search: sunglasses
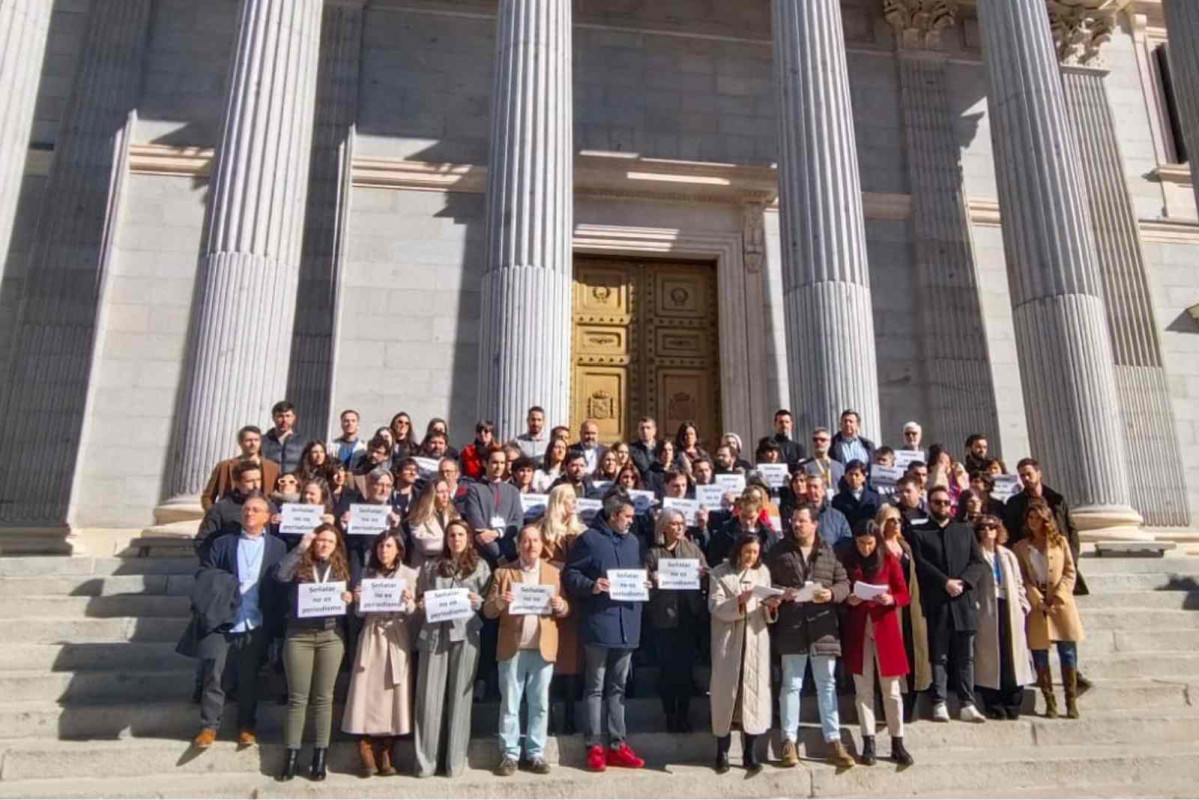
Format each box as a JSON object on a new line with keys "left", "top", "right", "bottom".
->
{"left": 931, "top": 499, "right": 951, "bottom": 507}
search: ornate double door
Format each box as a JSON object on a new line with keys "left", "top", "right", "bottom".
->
{"left": 571, "top": 257, "right": 721, "bottom": 449}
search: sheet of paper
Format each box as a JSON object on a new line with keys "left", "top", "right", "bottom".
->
{"left": 279, "top": 503, "right": 324, "bottom": 535}
{"left": 591, "top": 480, "right": 614, "bottom": 495}
{"left": 695, "top": 484, "right": 727, "bottom": 510}
{"left": 756, "top": 463, "right": 790, "bottom": 489}
{"left": 607, "top": 569, "right": 649, "bottom": 602}
{"left": 348, "top": 503, "right": 390, "bottom": 536}
{"left": 424, "top": 588, "right": 474, "bottom": 624}
{"left": 520, "top": 493, "right": 549, "bottom": 518}
{"left": 853, "top": 581, "right": 889, "bottom": 601}
{"left": 297, "top": 581, "right": 347, "bottom": 618}
{"left": 576, "top": 498, "right": 603, "bottom": 522}
{"left": 509, "top": 583, "right": 554, "bottom": 616}
{"left": 871, "top": 465, "right": 905, "bottom": 486}
{"left": 412, "top": 456, "right": 441, "bottom": 478}
{"left": 794, "top": 580, "right": 816, "bottom": 603}
{"left": 992, "top": 474, "right": 1021, "bottom": 500}
{"left": 750, "top": 584, "right": 785, "bottom": 600}
{"left": 657, "top": 558, "right": 701, "bottom": 591}
{"left": 662, "top": 497, "right": 703, "bottom": 526}
{"left": 358, "top": 578, "right": 407, "bottom": 613}
{"left": 628, "top": 489, "right": 657, "bottom": 515}
{"left": 893, "top": 450, "right": 924, "bottom": 469}
{"left": 713, "top": 473, "right": 746, "bottom": 494}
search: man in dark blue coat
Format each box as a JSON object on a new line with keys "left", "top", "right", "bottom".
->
{"left": 192, "top": 496, "right": 286, "bottom": 750}
{"left": 831, "top": 460, "right": 883, "bottom": 530}
{"left": 563, "top": 494, "right": 650, "bottom": 772}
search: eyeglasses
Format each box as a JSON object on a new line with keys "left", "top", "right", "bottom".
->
{"left": 981, "top": 524, "right": 998, "bottom": 530}
{"left": 905, "top": 431, "right": 919, "bottom": 437}
{"left": 930, "top": 499, "right": 951, "bottom": 507}
{"left": 812, "top": 437, "right": 828, "bottom": 443}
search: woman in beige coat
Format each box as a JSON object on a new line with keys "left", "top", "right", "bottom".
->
{"left": 1012, "top": 498, "right": 1086, "bottom": 719}
{"left": 874, "top": 504, "right": 931, "bottom": 721}
{"left": 972, "top": 515, "right": 1034, "bottom": 720}
{"left": 342, "top": 530, "right": 418, "bottom": 777}
{"left": 708, "top": 533, "right": 781, "bottom": 775}
{"left": 405, "top": 478, "right": 459, "bottom": 571}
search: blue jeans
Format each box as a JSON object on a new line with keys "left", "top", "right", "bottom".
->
{"left": 1031, "top": 641, "right": 1078, "bottom": 671}
{"left": 780, "top": 653, "right": 841, "bottom": 743}
{"left": 498, "top": 649, "right": 554, "bottom": 760}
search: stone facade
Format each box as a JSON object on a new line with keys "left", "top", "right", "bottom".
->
{"left": 0, "top": 0, "right": 1197, "bottom": 541}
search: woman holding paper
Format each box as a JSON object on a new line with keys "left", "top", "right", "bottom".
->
{"left": 405, "top": 478, "right": 460, "bottom": 571}
{"left": 843, "top": 521, "right": 914, "bottom": 767}
{"left": 874, "top": 504, "right": 931, "bottom": 722}
{"left": 271, "top": 479, "right": 336, "bottom": 551}
{"left": 414, "top": 519, "right": 490, "bottom": 778}
{"left": 708, "top": 534, "right": 779, "bottom": 774}
{"left": 539, "top": 485, "right": 587, "bottom": 733}
{"left": 646, "top": 508, "right": 710, "bottom": 732}
{"left": 275, "top": 524, "right": 354, "bottom": 782}
{"left": 343, "top": 530, "right": 418, "bottom": 777}
{"left": 972, "top": 515, "right": 1034, "bottom": 720}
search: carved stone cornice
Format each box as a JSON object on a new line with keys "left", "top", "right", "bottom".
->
{"left": 883, "top": 0, "right": 959, "bottom": 50}
{"left": 1048, "top": 0, "right": 1130, "bottom": 65}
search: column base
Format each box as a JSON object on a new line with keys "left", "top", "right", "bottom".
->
{"left": 154, "top": 497, "right": 206, "bottom": 526}
{"left": 1074, "top": 504, "right": 1149, "bottom": 543}
{"left": 0, "top": 525, "right": 75, "bottom": 555}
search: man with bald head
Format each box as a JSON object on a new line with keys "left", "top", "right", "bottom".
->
{"left": 571, "top": 419, "right": 608, "bottom": 476}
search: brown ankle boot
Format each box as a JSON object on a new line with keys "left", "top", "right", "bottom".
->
{"left": 357, "top": 736, "right": 377, "bottom": 778}
{"left": 376, "top": 736, "right": 397, "bottom": 776}
{"left": 1063, "top": 667, "right": 1081, "bottom": 719}
{"left": 1036, "top": 665, "right": 1058, "bottom": 719}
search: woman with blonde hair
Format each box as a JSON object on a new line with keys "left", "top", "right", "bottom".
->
{"left": 1012, "top": 498, "right": 1085, "bottom": 719}
{"left": 873, "top": 503, "right": 931, "bottom": 722}
{"left": 405, "top": 478, "right": 460, "bottom": 571}
{"left": 538, "top": 484, "right": 587, "bottom": 733}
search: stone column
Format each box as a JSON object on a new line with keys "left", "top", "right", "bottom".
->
{"left": 0, "top": 0, "right": 52, "bottom": 280}
{"left": 1054, "top": 3, "right": 1190, "bottom": 528}
{"left": 976, "top": 0, "right": 1140, "bottom": 533}
{"left": 886, "top": 0, "right": 1000, "bottom": 455}
{"left": 772, "top": 0, "right": 881, "bottom": 438}
{"left": 478, "top": 0, "right": 573, "bottom": 438}
{"left": 0, "top": 0, "right": 151, "bottom": 526}
{"left": 1162, "top": 0, "right": 1199, "bottom": 214}
{"left": 286, "top": 0, "right": 363, "bottom": 441}
{"left": 168, "top": 0, "right": 323, "bottom": 498}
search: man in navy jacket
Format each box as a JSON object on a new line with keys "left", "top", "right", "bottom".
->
{"left": 831, "top": 460, "right": 883, "bottom": 530}
{"left": 563, "top": 493, "right": 649, "bottom": 772}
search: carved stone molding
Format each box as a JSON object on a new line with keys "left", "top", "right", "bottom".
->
{"left": 883, "top": 0, "right": 959, "bottom": 50}
{"left": 742, "top": 202, "right": 766, "bottom": 274}
{"left": 1048, "top": 0, "right": 1129, "bottom": 65}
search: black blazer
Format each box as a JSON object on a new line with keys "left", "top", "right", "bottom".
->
{"left": 908, "top": 519, "right": 988, "bottom": 633}
{"left": 201, "top": 531, "right": 288, "bottom": 637}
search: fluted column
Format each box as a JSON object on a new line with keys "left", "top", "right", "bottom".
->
{"left": 169, "top": 0, "right": 323, "bottom": 497}
{"left": 0, "top": 0, "right": 151, "bottom": 525}
{"left": 0, "top": 0, "right": 52, "bottom": 279}
{"left": 478, "top": 0, "right": 573, "bottom": 437}
{"left": 976, "top": 0, "right": 1140, "bottom": 533}
{"left": 887, "top": 0, "right": 1000, "bottom": 455}
{"left": 1056, "top": 10, "right": 1190, "bottom": 527}
{"left": 286, "top": 0, "right": 363, "bottom": 441}
{"left": 772, "top": 0, "right": 881, "bottom": 438}
{"left": 1162, "top": 0, "right": 1199, "bottom": 214}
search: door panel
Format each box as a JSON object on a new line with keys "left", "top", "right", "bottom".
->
{"left": 572, "top": 257, "right": 719, "bottom": 450}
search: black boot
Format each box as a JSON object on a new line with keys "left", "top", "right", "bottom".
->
{"left": 677, "top": 698, "right": 693, "bottom": 733}
{"left": 662, "top": 696, "right": 678, "bottom": 732}
{"left": 278, "top": 748, "right": 299, "bottom": 782}
{"left": 891, "top": 737, "right": 914, "bottom": 767}
{"left": 859, "top": 735, "right": 876, "bottom": 766}
{"left": 715, "top": 735, "right": 731, "bottom": 774}
{"left": 742, "top": 733, "right": 761, "bottom": 774}
{"left": 562, "top": 693, "right": 577, "bottom": 735}
{"left": 310, "top": 747, "right": 328, "bottom": 781}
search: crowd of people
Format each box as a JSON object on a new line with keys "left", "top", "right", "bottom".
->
{"left": 184, "top": 401, "right": 1088, "bottom": 781}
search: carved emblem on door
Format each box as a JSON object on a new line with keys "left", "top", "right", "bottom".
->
{"left": 667, "top": 392, "right": 697, "bottom": 421}
{"left": 588, "top": 390, "right": 615, "bottom": 420}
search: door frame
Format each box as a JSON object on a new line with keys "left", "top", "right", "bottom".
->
{"left": 571, "top": 223, "right": 755, "bottom": 441}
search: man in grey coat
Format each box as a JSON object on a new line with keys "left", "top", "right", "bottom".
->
{"left": 462, "top": 445, "right": 523, "bottom": 565}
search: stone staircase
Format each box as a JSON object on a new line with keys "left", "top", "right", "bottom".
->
{"left": 0, "top": 553, "right": 1196, "bottom": 798}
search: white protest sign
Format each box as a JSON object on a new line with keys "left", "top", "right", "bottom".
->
{"left": 592, "top": 480, "right": 614, "bottom": 495}
{"left": 348, "top": 503, "right": 390, "bottom": 536}
{"left": 893, "top": 450, "right": 924, "bottom": 469}
{"left": 663, "top": 497, "right": 703, "bottom": 526}
{"left": 607, "top": 569, "right": 649, "bottom": 602}
{"left": 298, "top": 581, "right": 347, "bottom": 618}
{"left": 756, "top": 463, "right": 790, "bottom": 489}
{"left": 424, "top": 588, "right": 474, "bottom": 624}
{"left": 279, "top": 503, "right": 324, "bottom": 535}
{"left": 695, "top": 484, "right": 727, "bottom": 510}
{"left": 576, "top": 498, "right": 603, "bottom": 522}
{"left": 413, "top": 457, "right": 440, "bottom": 478}
{"left": 520, "top": 493, "right": 549, "bottom": 518}
{"left": 992, "top": 474, "right": 1021, "bottom": 501}
{"left": 628, "top": 489, "right": 657, "bottom": 515}
{"left": 359, "top": 578, "right": 407, "bottom": 613}
{"left": 853, "top": 581, "right": 889, "bottom": 601}
{"left": 871, "top": 465, "right": 905, "bottom": 486}
{"left": 658, "top": 558, "right": 701, "bottom": 591}
{"left": 509, "top": 583, "right": 554, "bottom": 616}
{"left": 713, "top": 473, "right": 746, "bottom": 494}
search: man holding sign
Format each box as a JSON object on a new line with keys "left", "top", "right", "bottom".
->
{"left": 563, "top": 494, "right": 651, "bottom": 772}
{"left": 484, "top": 526, "right": 569, "bottom": 776}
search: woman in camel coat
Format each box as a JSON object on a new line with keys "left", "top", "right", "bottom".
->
{"left": 708, "top": 534, "right": 780, "bottom": 774}
{"left": 1012, "top": 498, "right": 1085, "bottom": 720}
{"left": 972, "top": 515, "right": 1035, "bottom": 720}
{"left": 874, "top": 504, "right": 931, "bottom": 720}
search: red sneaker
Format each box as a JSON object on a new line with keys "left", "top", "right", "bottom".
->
{"left": 586, "top": 744, "right": 607, "bottom": 772}
{"left": 606, "top": 742, "right": 645, "bottom": 769}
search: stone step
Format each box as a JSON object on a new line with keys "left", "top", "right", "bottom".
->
{"left": 0, "top": 642, "right": 192, "bottom": 673}
{"left": 2, "top": 617, "right": 186, "bottom": 644}
{"left": 1076, "top": 589, "right": 1198, "bottom": 610}
{"left": 1075, "top": 609, "right": 1199, "bottom": 631}
{"left": 1085, "top": 572, "right": 1199, "bottom": 592}
{"left": 0, "top": 669, "right": 195, "bottom": 704}
{"left": 1083, "top": 627, "right": 1199, "bottom": 655}
{"left": 1061, "top": 650, "right": 1199, "bottom": 680}
{"left": 1078, "top": 556, "right": 1199, "bottom": 575}
{"left": 0, "top": 738, "right": 1195, "bottom": 795}
{"left": 0, "top": 557, "right": 197, "bottom": 578}
{"left": 0, "top": 595, "right": 192, "bottom": 619}
{"left": 0, "top": 574, "right": 195, "bottom": 598}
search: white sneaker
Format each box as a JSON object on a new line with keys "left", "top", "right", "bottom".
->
{"left": 959, "top": 704, "right": 986, "bottom": 723}
{"left": 932, "top": 703, "right": 950, "bottom": 722}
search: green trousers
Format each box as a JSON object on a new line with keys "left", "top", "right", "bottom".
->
{"left": 283, "top": 626, "right": 345, "bottom": 748}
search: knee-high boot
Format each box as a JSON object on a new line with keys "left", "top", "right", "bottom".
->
{"left": 1036, "top": 665, "right": 1058, "bottom": 719}
{"left": 1063, "top": 667, "right": 1080, "bottom": 719}
{"left": 742, "top": 733, "right": 761, "bottom": 773}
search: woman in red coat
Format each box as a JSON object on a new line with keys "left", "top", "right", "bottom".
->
{"left": 843, "top": 520, "right": 914, "bottom": 767}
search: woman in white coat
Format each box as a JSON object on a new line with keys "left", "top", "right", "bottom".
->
{"left": 708, "top": 533, "right": 781, "bottom": 774}
{"left": 972, "top": 515, "right": 1035, "bottom": 719}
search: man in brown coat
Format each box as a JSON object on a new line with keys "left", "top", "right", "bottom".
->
{"left": 200, "top": 426, "right": 280, "bottom": 511}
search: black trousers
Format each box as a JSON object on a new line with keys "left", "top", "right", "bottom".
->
{"left": 655, "top": 625, "right": 699, "bottom": 710}
{"left": 928, "top": 626, "right": 976, "bottom": 706}
{"left": 978, "top": 597, "right": 1024, "bottom": 712}
{"left": 200, "top": 627, "right": 268, "bottom": 731}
